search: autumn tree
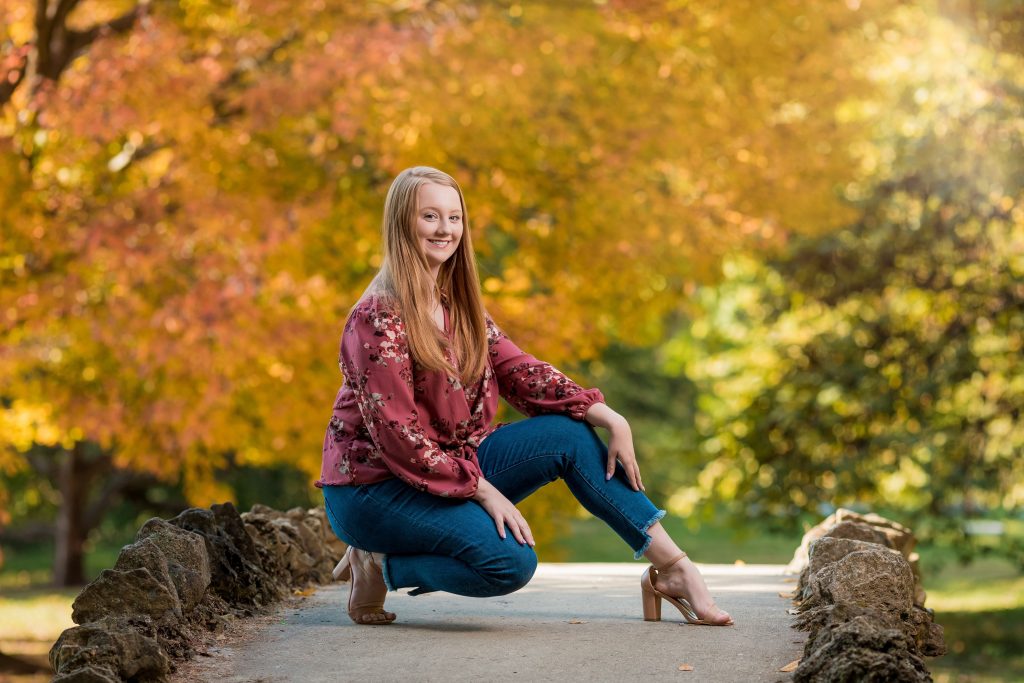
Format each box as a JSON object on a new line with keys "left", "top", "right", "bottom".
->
{"left": 3, "top": 0, "right": 896, "bottom": 581}
{"left": 672, "top": 2, "right": 1024, "bottom": 560}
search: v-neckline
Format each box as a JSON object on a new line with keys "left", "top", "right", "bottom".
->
{"left": 437, "top": 302, "right": 450, "bottom": 336}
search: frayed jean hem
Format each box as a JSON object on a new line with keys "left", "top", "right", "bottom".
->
{"left": 381, "top": 554, "right": 395, "bottom": 592}
{"left": 634, "top": 508, "right": 667, "bottom": 560}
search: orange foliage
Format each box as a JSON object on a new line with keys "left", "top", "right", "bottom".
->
{"left": 0, "top": 0, "right": 888, "bottom": 505}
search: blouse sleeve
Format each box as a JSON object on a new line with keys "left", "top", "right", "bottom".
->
{"left": 340, "top": 302, "right": 482, "bottom": 498}
{"left": 486, "top": 318, "right": 605, "bottom": 420}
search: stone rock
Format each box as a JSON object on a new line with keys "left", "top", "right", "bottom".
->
{"left": 50, "top": 615, "right": 170, "bottom": 683}
{"left": 810, "top": 549, "right": 915, "bottom": 619}
{"left": 241, "top": 512, "right": 301, "bottom": 584}
{"left": 114, "top": 537, "right": 179, "bottom": 605}
{"left": 798, "top": 537, "right": 901, "bottom": 602}
{"left": 136, "top": 518, "right": 211, "bottom": 612}
{"left": 787, "top": 508, "right": 917, "bottom": 574}
{"left": 822, "top": 520, "right": 892, "bottom": 547}
{"left": 794, "top": 614, "right": 931, "bottom": 682}
{"left": 52, "top": 668, "right": 120, "bottom": 683}
{"left": 169, "top": 502, "right": 282, "bottom": 609}
{"left": 912, "top": 605, "right": 947, "bottom": 657}
{"left": 796, "top": 600, "right": 945, "bottom": 659}
{"left": 853, "top": 511, "right": 917, "bottom": 556}
{"left": 72, "top": 568, "right": 181, "bottom": 625}
{"left": 243, "top": 505, "right": 343, "bottom": 587}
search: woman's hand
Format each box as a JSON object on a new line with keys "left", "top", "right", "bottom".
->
{"left": 473, "top": 478, "right": 535, "bottom": 546}
{"left": 585, "top": 402, "right": 645, "bottom": 492}
{"left": 607, "top": 421, "right": 644, "bottom": 492}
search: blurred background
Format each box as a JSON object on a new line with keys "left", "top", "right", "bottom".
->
{"left": 1, "top": 0, "right": 1021, "bottom": 680}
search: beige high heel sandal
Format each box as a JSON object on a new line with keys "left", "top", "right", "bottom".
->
{"left": 333, "top": 546, "right": 396, "bottom": 625}
{"left": 641, "top": 551, "right": 733, "bottom": 626}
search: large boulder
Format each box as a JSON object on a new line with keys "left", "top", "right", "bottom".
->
{"left": 787, "top": 508, "right": 917, "bottom": 574}
{"left": 241, "top": 505, "right": 344, "bottom": 587}
{"left": 136, "top": 518, "right": 211, "bottom": 612}
{"left": 794, "top": 613, "right": 931, "bottom": 682}
{"left": 822, "top": 520, "right": 892, "bottom": 548}
{"left": 49, "top": 616, "right": 170, "bottom": 683}
{"left": 169, "top": 502, "right": 283, "bottom": 610}
{"left": 797, "top": 537, "right": 901, "bottom": 602}
{"left": 805, "top": 548, "right": 915, "bottom": 619}
{"left": 71, "top": 568, "right": 181, "bottom": 625}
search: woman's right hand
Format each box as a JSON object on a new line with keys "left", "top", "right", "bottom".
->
{"left": 472, "top": 478, "right": 535, "bottom": 547}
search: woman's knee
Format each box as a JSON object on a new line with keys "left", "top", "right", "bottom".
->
{"left": 545, "top": 415, "right": 604, "bottom": 462}
{"left": 477, "top": 543, "right": 538, "bottom": 596}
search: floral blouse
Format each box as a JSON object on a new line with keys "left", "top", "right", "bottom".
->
{"left": 315, "top": 296, "right": 604, "bottom": 498}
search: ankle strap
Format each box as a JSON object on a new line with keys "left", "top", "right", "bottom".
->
{"left": 655, "top": 551, "right": 687, "bottom": 572}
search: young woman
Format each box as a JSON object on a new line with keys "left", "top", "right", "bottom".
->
{"left": 316, "top": 166, "right": 733, "bottom": 627}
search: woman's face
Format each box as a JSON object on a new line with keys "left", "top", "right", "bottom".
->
{"left": 414, "top": 182, "right": 464, "bottom": 279}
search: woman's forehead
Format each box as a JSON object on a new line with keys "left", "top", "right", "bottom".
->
{"left": 417, "top": 182, "right": 461, "bottom": 210}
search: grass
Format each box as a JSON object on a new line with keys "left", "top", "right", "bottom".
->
{"left": 925, "top": 559, "right": 1024, "bottom": 683}
{"left": 0, "top": 537, "right": 129, "bottom": 681}
{"left": 551, "top": 513, "right": 802, "bottom": 563}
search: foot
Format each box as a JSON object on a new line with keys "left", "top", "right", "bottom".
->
{"left": 653, "top": 556, "right": 733, "bottom": 625}
{"left": 348, "top": 549, "right": 396, "bottom": 625}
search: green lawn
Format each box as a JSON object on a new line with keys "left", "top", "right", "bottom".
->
{"left": 549, "top": 513, "right": 802, "bottom": 563}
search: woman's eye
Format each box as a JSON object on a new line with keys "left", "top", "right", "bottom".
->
{"left": 424, "top": 213, "right": 437, "bottom": 220}
{"left": 450, "top": 215, "right": 461, "bottom": 222}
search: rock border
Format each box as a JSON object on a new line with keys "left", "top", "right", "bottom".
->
{"left": 786, "top": 509, "right": 946, "bottom": 682}
{"left": 49, "top": 502, "right": 346, "bottom": 682}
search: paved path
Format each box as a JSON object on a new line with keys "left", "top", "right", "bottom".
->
{"left": 174, "top": 563, "right": 803, "bottom": 683}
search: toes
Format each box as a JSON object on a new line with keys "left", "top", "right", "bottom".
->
{"left": 358, "top": 611, "right": 396, "bottom": 624}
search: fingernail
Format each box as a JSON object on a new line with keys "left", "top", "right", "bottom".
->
{"left": 606, "top": 473, "right": 611, "bottom": 480}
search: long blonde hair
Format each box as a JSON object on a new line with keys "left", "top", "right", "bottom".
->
{"left": 360, "top": 166, "right": 488, "bottom": 384}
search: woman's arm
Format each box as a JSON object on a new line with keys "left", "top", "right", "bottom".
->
{"left": 585, "top": 402, "right": 645, "bottom": 492}
{"left": 485, "top": 318, "right": 644, "bottom": 493}
{"left": 486, "top": 318, "right": 604, "bottom": 419}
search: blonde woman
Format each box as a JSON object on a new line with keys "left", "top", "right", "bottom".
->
{"left": 316, "top": 166, "right": 733, "bottom": 627}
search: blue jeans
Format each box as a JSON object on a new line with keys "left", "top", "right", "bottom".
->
{"left": 321, "top": 414, "right": 665, "bottom": 598}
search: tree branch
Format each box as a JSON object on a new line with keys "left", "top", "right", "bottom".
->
{"left": 0, "top": 44, "right": 31, "bottom": 106}
{"left": 2, "top": 0, "right": 146, "bottom": 108}
{"left": 64, "top": 4, "right": 147, "bottom": 64}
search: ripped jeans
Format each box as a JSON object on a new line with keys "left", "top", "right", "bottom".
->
{"left": 321, "top": 414, "right": 665, "bottom": 598}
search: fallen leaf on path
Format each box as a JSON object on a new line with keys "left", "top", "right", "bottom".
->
{"left": 677, "top": 664, "right": 694, "bottom": 671}
{"left": 778, "top": 591, "right": 796, "bottom": 599}
{"left": 733, "top": 559, "right": 746, "bottom": 566}
{"left": 293, "top": 588, "right": 316, "bottom": 597}
{"left": 568, "top": 619, "right": 586, "bottom": 624}
{"left": 781, "top": 577, "right": 798, "bottom": 583}
{"left": 779, "top": 659, "right": 800, "bottom": 672}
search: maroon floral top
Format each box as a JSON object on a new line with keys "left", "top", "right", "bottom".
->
{"left": 315, "top": 296, "right": 604, "bottom": 498}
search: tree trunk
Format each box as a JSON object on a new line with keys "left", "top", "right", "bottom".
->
{"left": 53, "top": 444, "right": 90, "bottom": 586}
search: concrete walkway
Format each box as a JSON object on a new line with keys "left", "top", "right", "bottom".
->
{"left": 173, "top": 563, "right": 803, "bottom": 683}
